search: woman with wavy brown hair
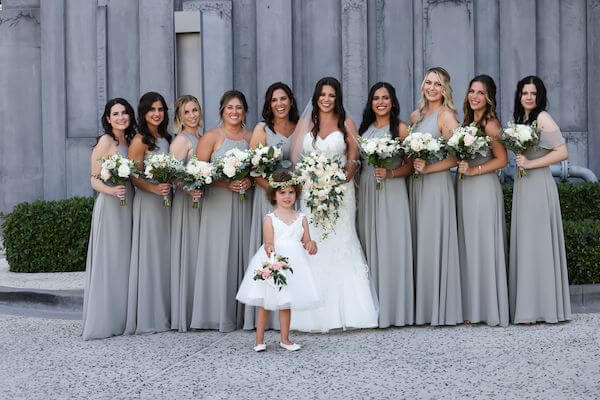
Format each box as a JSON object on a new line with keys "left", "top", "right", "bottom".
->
{"left": 457, "top": 74, "right": 509, "bottom": 327}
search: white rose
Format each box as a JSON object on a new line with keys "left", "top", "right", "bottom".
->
{"left": 223, "top": 165, "right": 236, "bottom": 178}
{"left": 410, "top": 141, "right": 422, "bottom": 152}
{"left": 100, "top": 168, "right": 111, "bottom": 181}
{"left": 205, "top": 176, "right": 212, "bottom": 184}
{"left": 463, "top": 134, "right": 476, "bottom": 147}
{"left": 117, "top": 164, "right": 131, "bottom": 178}
{"left": 426, "top": 140, "right": 441, "bottom": 152}
{"left": 104, "top": 159, "right": 116, "bottom": 170}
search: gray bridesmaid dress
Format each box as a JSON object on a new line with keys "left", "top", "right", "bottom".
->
{"left": 456, "top": 151, "right": 509, "bottom": 327}
{"left": 125, "top": 137, "right": 172, "bottom": 335}
{"left": 409, "top": 110, "right": 462, "bottom": 325}
{"left": 357, "top": 124, "right": 414, "bottom": 327}
{"left": 509, "top": 127, "right": 571, "bottom": 324}
{"left": 243, "top": 124, "right": 292, "bottom": 330}
{"left": 190, "top": 137, "right": 253, "bottom": 332}
{"left": 82, "top": 144, "right": 133, "bottom": 340}
{"left": 170, "top": 132, "right": 201, "bottom": 332}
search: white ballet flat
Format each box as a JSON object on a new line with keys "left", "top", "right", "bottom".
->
{"left": 279, "top": 342, "right": 301, "bottom": 351}
{"left": 253, "top": 343, "right": 267, "bottom": 352}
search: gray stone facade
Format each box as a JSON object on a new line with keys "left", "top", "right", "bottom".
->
{"left": 0, "top": 0, "right": 597, "bottom": 213}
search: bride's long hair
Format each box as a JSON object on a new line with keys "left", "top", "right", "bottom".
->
{"left": 310, "top": 77, "right": 347, "bottom": 144}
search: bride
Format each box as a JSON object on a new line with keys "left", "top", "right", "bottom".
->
{"left": 290, "top": 77, "right": 379, "bottom": 332}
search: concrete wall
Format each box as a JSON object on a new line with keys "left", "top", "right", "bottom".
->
{"left": 0, "top": 0, "right": 597, "bottom": 213}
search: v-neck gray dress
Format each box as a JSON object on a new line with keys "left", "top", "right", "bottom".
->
{"left": 357, "top": 124, "right": 414, "bottom": 327}
{"left": 243, "top": 124, "right": 292, "bottom": 330}
{"left": 190, "top": 137, "right": 253, "bottom": 332}
{"left": 409, "top": 110, "right": 462, "bottom": 326}
{"left": 509, "top": 127, "right": 571, "bottom": 324}
{"left": 125, "top": 137, "right": 172, "bottom": 335}
{"left": 170, "top": 132, "right": 201, "bottom": 332}
{"left": 82, "top": 143, "right": 133, "bottom": 340}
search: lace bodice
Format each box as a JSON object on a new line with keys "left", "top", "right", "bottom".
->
{"left": 268, "top": 212, "right": 305, "bottom": 245}
{"left": 302, "top": 131, "right": 347, "bottom": 164}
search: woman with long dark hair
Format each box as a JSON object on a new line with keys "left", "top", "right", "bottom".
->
{"left": 125, "top": 92, "right": 173, "bottom": 335}
{"left": 356, "top": 82, "right": 414, "bottom": 328}
{"left": 82, "top": 98, "right": 136, "bottom": 340}
{"left": 244, "top": 82, "right": 299, "bottom": 330}
{"left": 509, "top": 76, "right": 571, "bottom": 324}
{"left": 457, "top": 75, "right": 509, "bottom": 327}
{"left": 169, "top": 95, "right": 204, "bottom": 332}
{"left": 290, "top": 77, "right": 379, "bottom": 332}
{"left": 409, "top": 67, "right": 462, "bottom": 326}
{"left": 190, "top": 90, "right": 253, "bottom": 332}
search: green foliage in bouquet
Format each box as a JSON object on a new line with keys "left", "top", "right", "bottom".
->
{"left": 1, "top": 197, "right": 94, "bottom": 272}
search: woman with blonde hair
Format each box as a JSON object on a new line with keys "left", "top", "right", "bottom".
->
{"left": 409, "top": 67, "right": 462, "bottom": 326}
{"left": 169, "top": 95, "right": 204, "bottom": 332}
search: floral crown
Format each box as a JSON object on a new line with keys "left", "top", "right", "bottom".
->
{"left": 268, "top": 174, "right": 299, "bottom": 189}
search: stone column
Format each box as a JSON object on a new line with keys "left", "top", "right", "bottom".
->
{"left": 587, "top": 0, "right": 600, "bottom": 176}
{"left": 474, "top": 0, "right": 499, "bottom": 116}
{"left": 232, "top": 0, "right": 257, "bottom": 127}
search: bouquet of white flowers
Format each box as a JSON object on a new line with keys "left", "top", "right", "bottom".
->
{"left": 214, "top": 147, "right": 252, "bottom": 200}
{"left": 249, "top": 144, "right": 283, "bottom": 178}
{"left": 446, "top": 124, "right": 492, "bottom": 179}
{"left": 294, "top": 152, "right": 346, "bottom": 240}
{"left": 501, "top": 121, "right": 540, "bottom": 178}
{"left": 358, "top": 135, "right": 403, "bottom": 189}
{"left": 96, "top": 154, "right": 139, "bottom": 206}
{"left": 253, "top": 253, "right": 293, "bottom": 291}
{"left": 144, "top": 153, "right": 184, "bottom": 207}
{"left": 401, "top": 131, "right": 446, "bottom": 178}
{"left": 177, "top": 157, "right": 215, "bottom": 208}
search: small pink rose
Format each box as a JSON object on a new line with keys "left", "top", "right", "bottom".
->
{"left": 272, "top": 262, "right": 284, "bottom": 270}
{"left": 261, "top": 269, "right": 271, "bottom": 280}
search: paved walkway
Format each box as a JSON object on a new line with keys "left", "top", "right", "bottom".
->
{"left": 1, "top": 313, "right": 599, "bottom": 399}
{"left": 0, "top": 257, "right": 84, "bottom": 291}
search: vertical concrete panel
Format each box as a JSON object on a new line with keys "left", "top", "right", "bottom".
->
{"left": 292, "top": 0, "right": 306, "bottom": 104}
{"left": 587, "top": 0, "right": 600, "bottom": 175}
{"left": 176, "top": 32, "right": 203, "bottom": 101}
{"left": 139, "top": 0, "right": 175, "bottom": 112}
{"left": 106, "top": 0, "right": 140, "bottom": 108}
{"left": 423, "top": 0, "right": 474, "bottom": 122}
{"left": 375, "top": 0, "right": 414, "bottom": 121}
{"left": 536, "top": 0, "right": 561, "bottom": 125}
{"left": 97, "top": 5, "right": 107, "bottom": 130}
{"left": 341, "top": 0, "right": 368, "bottom": 123}
{"left": 65, "top": 0, "right": 97, "bottom": 138}
{"left": 0, "top": 9, "right": 43, "bottom": 212}
{"left": 256, "top": 0, "right": 293, "bottom": 112}
{"left": 499, "top": 0, "right": 536, "bottom": 125}
{"left": 367, "top": 0, "right": 377, "bottom": 88}
{"left": 232, "top": 0, "right": 257, "bottom": 127}
{"left": 473, "top": 0, "right": 499, "bottom": 116}
{"left": 40, "top": 0, "right": 67, "bottom": 200}
{"left": 184, "top": 0, "right": 233, "bottom": 129}
{"left": 66, "top": 139, "right": 95, "bottom": 197}
{"left": 2, "top": 0, "right": 40, "bottom": 8}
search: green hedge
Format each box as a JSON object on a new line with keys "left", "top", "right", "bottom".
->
{"left": 0, "top": 197, "right": 94, "bottom": 273}
{"left": 563, "top": 220, "right": 600, "bottom": 285}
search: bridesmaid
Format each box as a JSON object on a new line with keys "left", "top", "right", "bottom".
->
{"left": 125, "top": 92, "right": 173, "bottom": 335}
{"left": 243, "top": 82, "right": 299, "bottom": 331}
{"left": 456, "top": 75, "right": 509, "bottom": 327}
{"left": 82, "top": 98, "right": 136, "bottom": 340}
{"left": 409, "top": 67, "right": 462, "bottom": 326}
{"left": 509, "top": 76, "right": 571, "bottom": 324}
{"left": 356, "top": 82, "right": 414, "bottom": 328}
{"left": 190, "top": 90, "right": 253, "bottom": 332}
{"left": 170, "top": 95, "right": 204, "bottom": 332}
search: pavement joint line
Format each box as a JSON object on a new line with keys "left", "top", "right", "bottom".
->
{"left": 116, "top": 331, "right": 233, "bottom": 397}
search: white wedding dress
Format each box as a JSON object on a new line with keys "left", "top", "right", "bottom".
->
{"left": 291, "top": 131, "right": 379, "bottom": 332}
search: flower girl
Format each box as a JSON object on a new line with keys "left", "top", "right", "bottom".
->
{"left": 236, "top": 170, "right": 321, "bottom": 351}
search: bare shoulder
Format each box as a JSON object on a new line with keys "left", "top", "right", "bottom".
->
{"left": 344, "top": 117, "right": 358, "bottom": 131}
{"left": 129, "top": 134, "right": 145, "bottom": 148}
{"left": 484, "top": 118, "right": 502, "bottom": 139}
{"left": 171, "top": 133, "right": 189, "bottom": 147}
{"left": 409, "top": 110, "right": 420, "bottom": 125}
{"left": 398, "top": 121, "right": 409, "bottom": 139}
{"left": 438, "top": 106, "right": 457, "bottom": 121}
{"left": 94, "top": 134, "right": 115, "bottom": 150}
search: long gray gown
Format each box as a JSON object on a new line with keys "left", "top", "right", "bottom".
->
{"left": 190, "top": 137, "right": 253, "bottom": 332}
{"left": 243, "top": 124, "right": 292, "bottom": 330}
{"left": 125, "top": 137, "right": 172, "bottom": 335}
{"left": 456, "top": 151, "right": 509, "bottom": 327}
{"left": 409, "top": 110, "right": 462, "bottom": 325}
{"left": 357, "top": 124, "right": 414, "bottom": 327}
{"left": 509, "top": 127, "right": 571, "bottom": 324}
{"left": 170, "top": 132, "right": 201, "bottom": 332}
{"left": 82, "top": 144, "right": 133, "bottom": 340}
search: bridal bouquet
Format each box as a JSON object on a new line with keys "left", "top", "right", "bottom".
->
{"left": 446, "top": 124, "right": 492, "bottom": 179}
{"left": 96, "top": 154, "right": 139, "bottom": 206}
{"left": 249, "top": 144, "right": 283, "bottom": 178}
{"left": 214, "top": 147, "right": 252, "bottom": 200}
{"left": 358, "top": 135, "right": 403, "bottom": 189}
{"left": 177, "top": 157, "right": 215, "bottom": 208}
{"left": 501, "top": 121, "right": 540, "bottom": 178}
{"left": 294, "top": 152, "right": 346, "bottom": 240}
{"left": 144, "top": 153, "right": 183, "bottom": 207}
{"left": 401, "top": 131, "right": 446, "bottom": 178}
{"left": 253, "top": 253, "right": 293, "bottom": 291}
